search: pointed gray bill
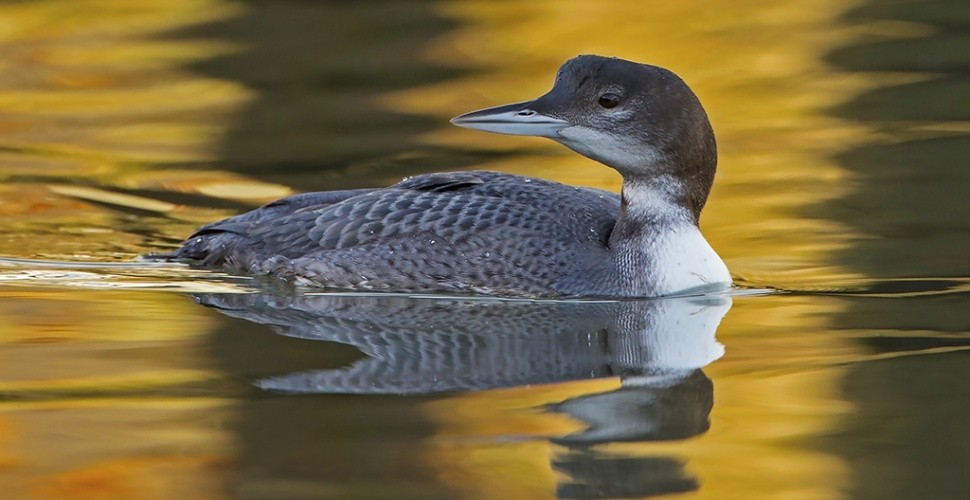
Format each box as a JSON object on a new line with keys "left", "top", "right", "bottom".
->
{"left": 450, "top": 101, "right": 570, "bottom": 138}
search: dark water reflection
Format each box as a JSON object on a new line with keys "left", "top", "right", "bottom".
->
{"left": 1, "top": 0, "right": 970, "bottom": 498}
{"left": 200, "top": 293, "right": 726, "bottom": 498}
{"left": 170, "top": 0, "right": 490, "bottom": 190}
{"left": 820, "top": 0, "right": 970, "bottom": 497}
{"left": 199, "top": 294, "right": 726, "bottom": 395}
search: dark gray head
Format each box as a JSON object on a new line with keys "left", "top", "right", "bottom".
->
{"left": 452, "top": 55, "right": 717, "bottom": 221}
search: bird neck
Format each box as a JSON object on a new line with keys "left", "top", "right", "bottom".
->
{"left": 607, "top": 174, "right": 730, "bottom": 297}
{"left": 614, "top": 175, "right": 696, "bottom": 235}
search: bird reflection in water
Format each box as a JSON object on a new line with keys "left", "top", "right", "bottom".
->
{"left": 196, "top": 292, "right": 730, "bottom": 498}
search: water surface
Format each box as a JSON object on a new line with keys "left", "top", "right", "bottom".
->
{"left": 0, "top": 0, "right": 968, "bottom": 498}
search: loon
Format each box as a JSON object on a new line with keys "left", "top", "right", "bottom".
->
{"left": 152, "top": 55, "right": 731, "bottom": 298}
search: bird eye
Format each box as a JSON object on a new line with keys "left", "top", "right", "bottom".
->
{"left": 598, "top": 93, "right": 620, "bottom": 109}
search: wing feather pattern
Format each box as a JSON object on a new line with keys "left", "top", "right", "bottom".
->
{"left": 163, "top": 171, "right": 621, "bottom": 296}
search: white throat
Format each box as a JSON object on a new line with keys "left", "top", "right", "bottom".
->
{"left": 616, "top": 176, "right": 731, "bottom": 296}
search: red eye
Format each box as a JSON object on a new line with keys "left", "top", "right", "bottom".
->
{"left": 598, "top": 93, "right": 620, "bottom": 108}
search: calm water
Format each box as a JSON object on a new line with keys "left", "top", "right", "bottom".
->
{"left": 1, "top": 0, "right": 968, "bottom": 498}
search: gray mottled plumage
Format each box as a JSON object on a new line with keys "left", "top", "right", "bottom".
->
{"left": 169, "top": 171, "right": 620, "bottom": 297}
{"left": 149, "top": 55, "right": 732, "bottom": 298}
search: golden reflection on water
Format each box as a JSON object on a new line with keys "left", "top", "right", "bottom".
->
{"left": 408, "top": 297, "right": 855, "bottom": 500}
{"left": 1, "top": 0, "right": 960, "bottom": 498}
{"left": 0, "top": 0, "right": 290, "bottom": 260}
{"left": 393, "top": 0, "right": 878, "bottom": 288}
{"left": 0, "top": 289, "right": 233, "bottom": 498}
{"left": 391, "top": 1, "right": 872, "bottom": 498}
{"left": 422, "top": 380, "right": 618, "bottom": 498}
{"left": 0, "top": 0, "right": 247, "bottom": 166}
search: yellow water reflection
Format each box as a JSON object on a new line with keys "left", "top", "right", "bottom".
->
{"left": 0, "top": 0, "right": 947, "bottom": 498}
{"left": 0, "top": 0, "right": 287, "bottom": 260}
{"left": 423, "top": 380, "right": 618, "bottom": 499}
{"left": 0, "top": 0, "right": 248, "bottom": 165}
{"left": 0, "top": 289, "right": 233, "bottom": 499}
{"left": 411, "top": 297, "right": 856, "bottom": 499}
{"left": 388, "top": 0, "right": 881, "bottom": 498}
{"left": 391, "top": 0, "right": 878, "bottom": 288}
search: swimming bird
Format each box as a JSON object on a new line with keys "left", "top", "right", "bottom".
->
{"left": 152, "top": 55, "right": 731, "bottom": 298}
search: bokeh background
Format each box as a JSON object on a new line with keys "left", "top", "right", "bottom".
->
{"left": 0, "top": 0, "right": 968, "bottom": 498}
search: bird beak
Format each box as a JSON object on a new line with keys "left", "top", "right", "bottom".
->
{"left": 450, "top": 100, "right": 570, "bottom": 138}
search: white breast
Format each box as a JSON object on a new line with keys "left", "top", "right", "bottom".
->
{"left": 645, "top": 224, "right": 732, "bottom": 296}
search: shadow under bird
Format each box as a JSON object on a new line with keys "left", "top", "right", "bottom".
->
{"left": 149, "top": 55, "right": 731, "bottom": 298}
